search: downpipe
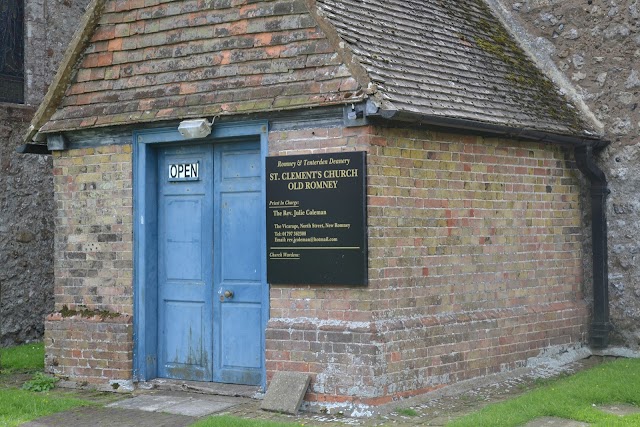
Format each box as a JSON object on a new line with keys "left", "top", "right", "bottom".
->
{"left": 575, "top": 144, "right": 610, "bottom": 349}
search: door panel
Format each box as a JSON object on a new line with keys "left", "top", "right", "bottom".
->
{"left": 213, "top": 141, "right": 264, "bottom": 385}
{"left": 163, "top": 301, "right": 205, "bottom": 366}
{"left": 156, "top": 140, "right": 264, "bottom": 385}
{"left": 164, "top": 197, "right": 203, "bottom": 280}
{"left": 220, "top": 192, "right": 262, "bottom": 281}
{"left": 221, "top": 303, "right": 262, "bottom": 369}
{"left": 158, "top": 145, "right": 213, "bottom": 381}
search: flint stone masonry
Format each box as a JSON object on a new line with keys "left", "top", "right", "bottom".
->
{"left": 24, "top": 0, "right": 92, "bottom": 105}
{"left": 0, "top": 105, "right": 54, "bottom": 346}
{"left": 496, "top": 0, "right": 640, "bottom": 349}
{"left": 1, "top": 0, "right": 89, "bottom": 346}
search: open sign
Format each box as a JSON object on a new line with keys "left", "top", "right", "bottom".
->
{"left": 168, "top": 162, "right": 200, "bottom": 181}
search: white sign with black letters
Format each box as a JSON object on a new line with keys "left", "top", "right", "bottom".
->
{"left": 168, "top": 162, "right": 200, "bottom": 181}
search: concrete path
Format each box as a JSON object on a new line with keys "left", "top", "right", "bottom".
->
{"left": 21, "top": 391, "right": 248, "bottom": 427}
{"left": 20, "top": 389, "right": 640, "bottom": 427}
{"left": 22, "top": 407, "right": 196, "bottom": 427}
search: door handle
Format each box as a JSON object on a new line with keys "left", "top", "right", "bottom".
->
{"left": 223, "top": 290, "right": 234, "bottom": 299}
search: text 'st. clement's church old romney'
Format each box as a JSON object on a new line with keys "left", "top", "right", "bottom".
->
{"left": 23, "top": 0, "right": 618, "bottom": 412}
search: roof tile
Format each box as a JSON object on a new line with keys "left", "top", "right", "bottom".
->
{"left": 39, "top": 0, "right": 365, "bottom": 133}
{"left": 35, "top": 0, "right": 592, "bottom": 138}
{"left": 317, "top": 0, "right": 592, "bottom": 136}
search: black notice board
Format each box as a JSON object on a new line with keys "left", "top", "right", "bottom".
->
{"left": 266, "top": 151, "right": 367, "bottom": 286}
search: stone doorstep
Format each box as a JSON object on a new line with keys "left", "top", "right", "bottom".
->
{"left": 261, "top": 372, "right": 311, "bottom": 415}
{"left": 107, "top": 391, "right": 243, "bottom": 417}
{"left": 141, "top": 378, "right": 263, "bottom": 399}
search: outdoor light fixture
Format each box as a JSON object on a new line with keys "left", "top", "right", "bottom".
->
{"left": 178, "top": 118, "right": 213, "bottom": 139}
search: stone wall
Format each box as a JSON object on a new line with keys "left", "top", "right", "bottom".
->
{"left": 24, "top": 0, "right": 91, "bottom": 105}
{"left": 0, "top": 105, "right": 54, "bottom": 346}
{"left": 495, "top": 0, "right": 640, "bottom": 348}
{"left": 0, "top": 0, "right": 89, "bottom": 346}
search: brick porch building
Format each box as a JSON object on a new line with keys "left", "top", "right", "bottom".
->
{"left": 25, "top": 0, "right": 609, "bottom": 413}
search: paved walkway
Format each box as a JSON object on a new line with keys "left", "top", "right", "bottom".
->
{"left": 20, "top": 356, "right": 640, "bottom": 427}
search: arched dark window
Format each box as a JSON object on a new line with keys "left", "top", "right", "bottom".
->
{"left": 0, "top": 0, "right": 24, "bottom": 103}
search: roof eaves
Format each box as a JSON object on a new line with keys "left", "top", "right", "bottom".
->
{"left": 38, "top": 95, "right": 367, "bottom": 135}
{"left": 367, "top": 104, "right": 609, "bottom": 149}
{"left": 24, "top": 0, "right": 108, "bottom": 143}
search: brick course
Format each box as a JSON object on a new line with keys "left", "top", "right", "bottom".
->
{"left": 46, "top": 145, "right": 133, "bottom": 382}
{"left": 52, "top": 145, "right": 133, "bottom": 315}
{"left": 44, "top": 313, "right": 133, "bottom": 384}
{"left": 266, "top": 124, "right": 587, "bottom": 407}
{"left": 46, "top": 123, "right": 587, "bottom": 404}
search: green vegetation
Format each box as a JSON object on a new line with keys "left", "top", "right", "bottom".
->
{"left": 448, "top": 358, "right": 640, "bottom": 427}
{"left": 0, "top": 388, "right": 92, "bottom": 427}
{"left": 396, "top": 407, "right": 418, "bottom": 417}
{"left": 22, "top": 372, "right": 59, "bottom": 392}
{"left": 0, "top": 342, "right": 94, "bottom": 427}
{"left": 0, "top": 342, "right": 44, "bottom": 373}
{"left": 59, "top": 304, "right": 121, "bottom": 320}
{"left": 191, "top": 415, "right": 303, "bottom": 427}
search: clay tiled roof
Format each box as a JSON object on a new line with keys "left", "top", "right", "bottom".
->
{"left": 34, "top": 0, "right": 365, "bottom": 135}
{"left": 316, "top": 0, "right": 594, "bottom": 137}
{"left": 30, "top": 0, "right": 595, "bottom": 138}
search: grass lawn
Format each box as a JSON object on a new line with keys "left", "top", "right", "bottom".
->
{"left": 0, "top": 342, "right": 94, "bottom": 427}
{"left": 0, "top": 342, "right": 44, "bottom": 374}
{"left": 448, "top": 357, "right": 640, "bottom": 427}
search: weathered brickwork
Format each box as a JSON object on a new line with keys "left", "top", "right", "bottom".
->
{"left": 45, "top": 123, "right": 587, "bottom": 398}
{"left": 45, "top": 144, "right": 133, "bottom": 382}
{"left": 267, "top": 125, "right": 380, "bottom": 405}
{"left": 496, "top": 0, "right": 640, "bottom": 349}
{"left": 44, "top": 313, "right": 133, "bottom": 384}
{"left": 266, "top": 124, "right": 587, "bottom": 406}
{"left": 51, "top": 145, "right": 133, "bottom": 315}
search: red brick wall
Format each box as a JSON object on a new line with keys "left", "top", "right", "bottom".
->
{"left": 368, "top": 127, "right": 587, "bottom": 397}
{"left": 44, "top": 314, "right": 133, "bottom": 385}
{"left": 266, "top": 124, "right": 588, "bottom": 407}
{"left": 51, "top": 145, "right": 133, "bottom": 314}
{"left": 46, "top": 123, "right": 587, "bottom": 400}
{"left": 46, "top": 145, "right": 133, "bottom": 384}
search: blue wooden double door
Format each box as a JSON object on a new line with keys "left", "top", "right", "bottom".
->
{"left": 156, "top": 141, "right": 264, "bottom": 385}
